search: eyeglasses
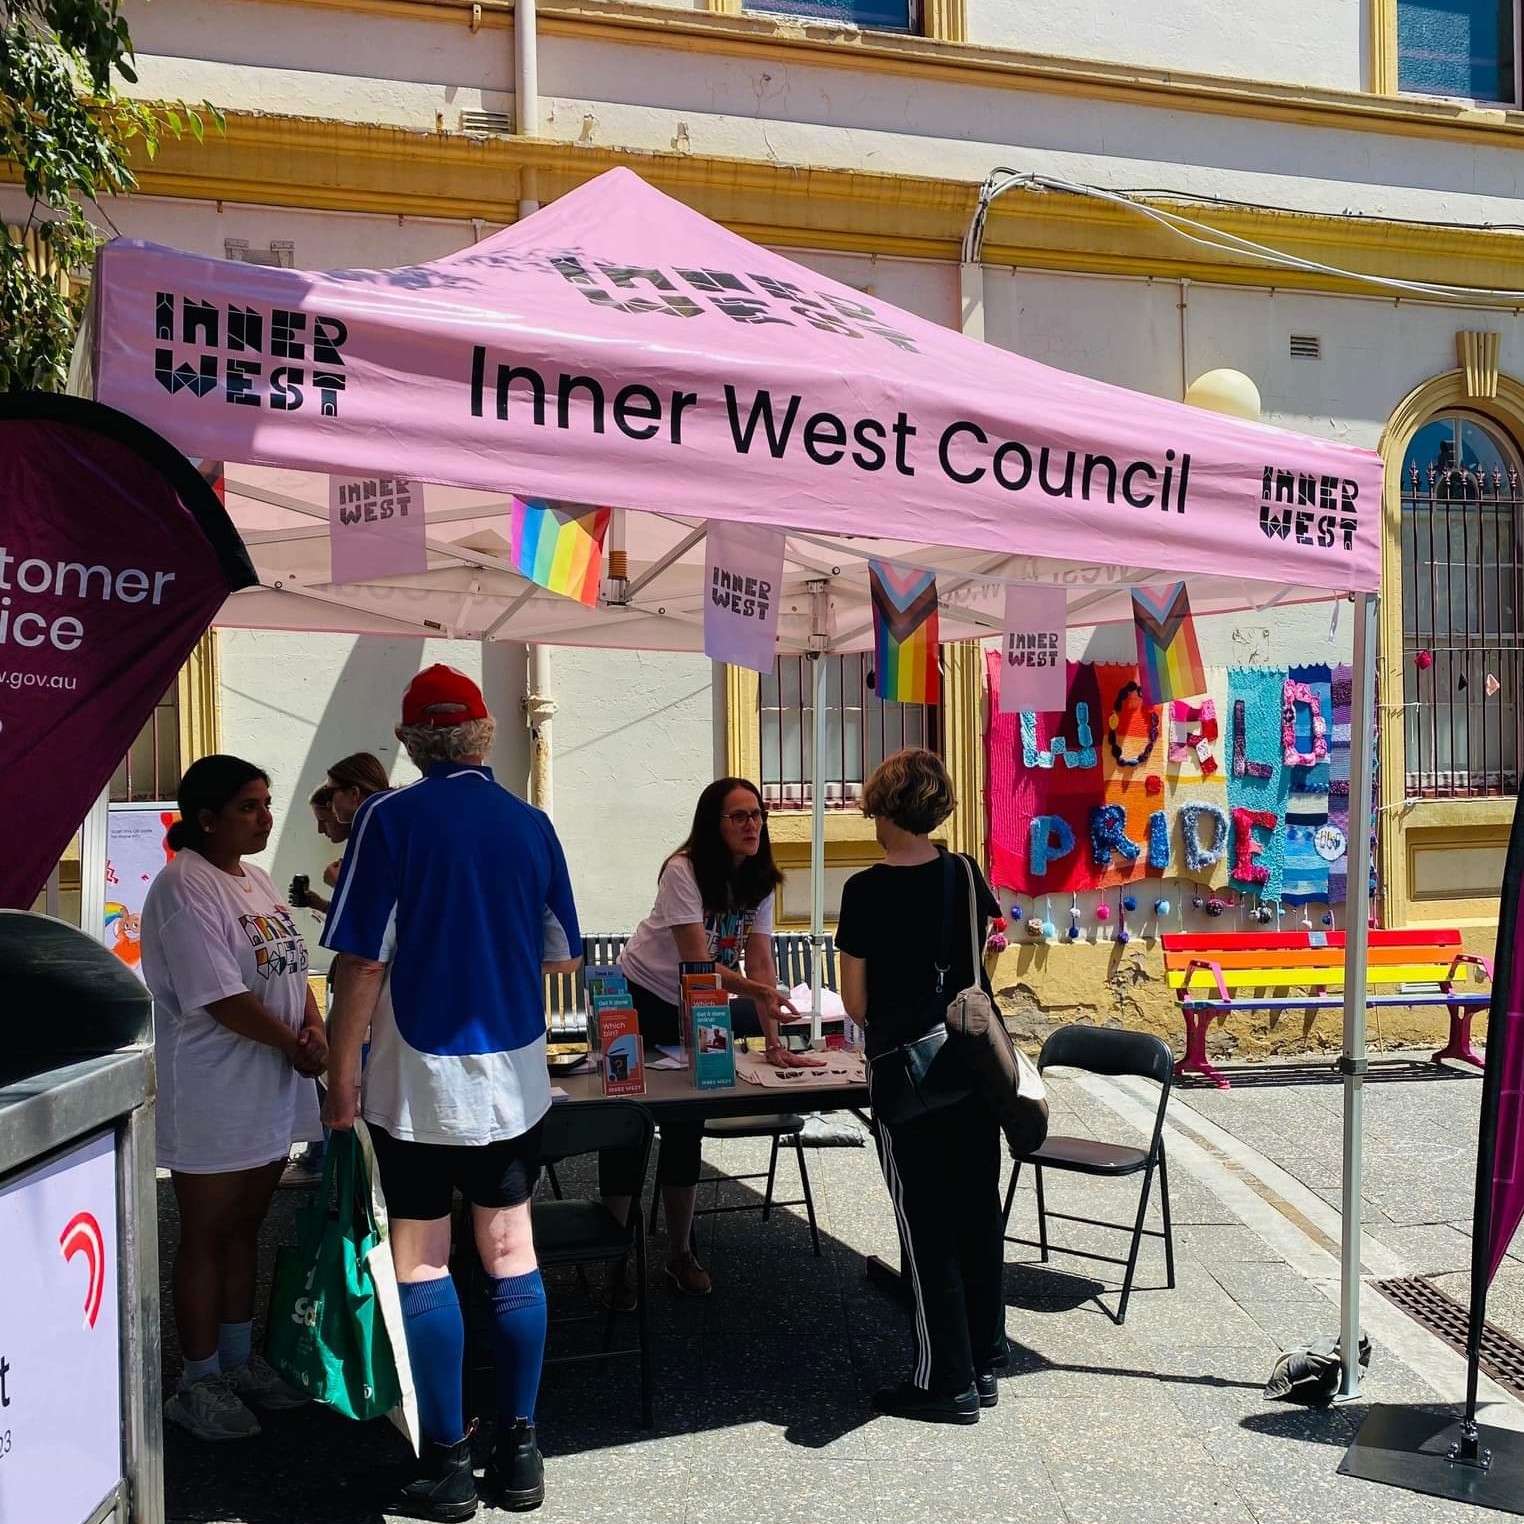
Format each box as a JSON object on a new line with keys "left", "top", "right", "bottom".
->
{"left": 723, "top": 809, "right": 765, "bottom": 828}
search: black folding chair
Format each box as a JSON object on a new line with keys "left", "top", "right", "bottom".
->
{"left": 533, "top": 1099, "right": 656, "bottom": 1426}
{"left": 1001, "top": 1024, "right": 1176, "bottom": 1325}
{"left": 650, "top": 1112, "right": 822, "bottom": 1257}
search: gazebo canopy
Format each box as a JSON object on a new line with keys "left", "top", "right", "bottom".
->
{"left": 85, "top": 168, "right": 1381, "bottom": 645}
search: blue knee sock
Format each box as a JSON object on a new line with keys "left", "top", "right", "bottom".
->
{"left": 399, "top": 1276, "right": 466, "bottom": 1446}
{"left": 486, "top": 1270, "right": 547, "bottom": 1425}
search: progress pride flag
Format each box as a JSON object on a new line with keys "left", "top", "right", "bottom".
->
{"left": 0, "top": 395, "right": 255, "bottom": 908}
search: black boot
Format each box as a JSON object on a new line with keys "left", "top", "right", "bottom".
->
{"left": 392, "top": 1429, "right": 479, "bottom": 1522}
{"left": 486, "top": 1419, "right": 545, "bottom": 1512}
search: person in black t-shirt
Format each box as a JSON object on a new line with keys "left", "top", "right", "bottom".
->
{"left": 836, "top": 748, "right": 1007, "bottom": 1425}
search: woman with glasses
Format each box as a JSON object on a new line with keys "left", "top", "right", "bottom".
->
{"left": 600, "top": 777, "right": 823, "bottom": 1298}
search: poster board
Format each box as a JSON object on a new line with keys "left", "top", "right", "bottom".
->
{"left": 103, "top": 803, "right": 178, "bottom": 979}
{"left": 0, "top": 1130, "right": 123, "bottom": 1524}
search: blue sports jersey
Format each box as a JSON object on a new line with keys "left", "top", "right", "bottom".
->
{"left": 322, "top": 761, "right": 582, "bottom": 1144}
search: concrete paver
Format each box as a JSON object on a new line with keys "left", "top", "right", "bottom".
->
{"left": 158, "top": 1065, "right": 1524, "bottom": 1523}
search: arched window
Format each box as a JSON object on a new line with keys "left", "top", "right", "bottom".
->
{"left": 1400, "top": 411, "right": 1523, "bottom": 797}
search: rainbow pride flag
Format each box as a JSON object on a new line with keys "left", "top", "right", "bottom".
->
{"left": 1132, "top": 581, "right": 1206, "bottom": 705}
{"left": 869, "top": 560, "right": 940, "bottom": 704}
{"left": 510, "top": 498, "right": 610, "bottom": 607}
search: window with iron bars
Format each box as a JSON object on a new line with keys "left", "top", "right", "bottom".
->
{"left": 110, "top": 683, "right": 181, "bottom": 803}
{"left": 758, "top": 653, "right": 941, "bottom": 809}
{"left": 1400, "top": 411, "right": 1524, "bottom": 799}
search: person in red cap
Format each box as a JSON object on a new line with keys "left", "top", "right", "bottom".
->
{"left": 322, "top": 664, "right": 583, "bottom": 1519}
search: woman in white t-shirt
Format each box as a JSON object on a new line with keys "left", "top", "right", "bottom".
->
{"left": 604, "top": 777, "right": 824, "bottom": 1298}
{"left": 140, "top": 755, "right": 327, "bottom": 1443}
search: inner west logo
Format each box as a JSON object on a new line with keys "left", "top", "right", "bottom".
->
{"left": 1260, "top": 465, "right": 1359, "bottom": 552}
{"left": 153, "top": 291, "right": 349, "bottom": 416}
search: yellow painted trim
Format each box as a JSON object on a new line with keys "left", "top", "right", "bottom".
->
{"left": 86, "top": 112, "right": 1524, "bottom": 304}
{"left": 1369, "top": 0, "right": 1398, "bottom": 95}
{"left": 701, "top": 0, "right": 741, "bottom": 13}
{"left": 1458, "top": 330, "right": 1503, "bottom": 399}
{"left": 921, "top": 0, "right": 966, "bottom": 45}
{"left": 769, "top": 812, "right": 878, "bottom": 846}
{"left": 723, "top": 664, "right": 760, "bottom": 779}
{"left": 1376, "top": 370, "right": 1524, "bottom": 927}
{"left": 239, "top": 0, "right": 1524, "bottom": 149}
{"left": 177, "top": 630, "right": 222, "bottom": 763}
{"left": 940, "top": 640, "right": 985, "bottom": 863}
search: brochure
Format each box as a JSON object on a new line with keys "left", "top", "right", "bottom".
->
{"left": 689, "top": 998, "right": 736, "bottom": 1090}
{"left": 599, "top": 1007, "right": 646, "bottom": 1097}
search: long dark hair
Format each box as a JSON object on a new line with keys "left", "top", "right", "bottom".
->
{"left": 166, "top": 755, "right": 270, "bottom": 854}
{"left": 666, "top": 777, "right": 782, "bottom": 916}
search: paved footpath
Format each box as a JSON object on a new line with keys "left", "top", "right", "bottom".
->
{"left": 161, "top": 1057, "right": 1523, "bottom": 1524}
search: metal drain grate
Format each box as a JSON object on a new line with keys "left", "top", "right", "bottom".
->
{"left": 1377, "top": 1275, "right": 1524, "bottom": 1400}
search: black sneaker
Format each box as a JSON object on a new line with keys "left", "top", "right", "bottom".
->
{"left": 391, "top": 1429, "right": 479, "bottom": 1522}
{"left": 486, "top": 1419, "right": 545, "bottom": 1512}
{"left": 871, "top": 1381, "right": 980, "bottom": 1425}
{"left": 975, "top": 1371, "right": 999, "bottom": 1408}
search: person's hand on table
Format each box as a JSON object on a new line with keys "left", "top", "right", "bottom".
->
{"left": 764, "top": 1041, "right": 829, "bottom": 1069}
{"left": 322, "top": 1074, "right": 359, "bottom": 1131}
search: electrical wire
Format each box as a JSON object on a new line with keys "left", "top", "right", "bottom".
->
{"left": 970, "top": 169, "right": 1524, "bottom": 305}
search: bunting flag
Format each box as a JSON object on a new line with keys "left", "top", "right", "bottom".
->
{"left": 869, "top": 559, "right": 940, "bottom": 704}
{"left": 510, "top": 497, "right": 610, "bottom": 607}
{"left": 1132, "top": 581, "right": 1207, "bottom": 705}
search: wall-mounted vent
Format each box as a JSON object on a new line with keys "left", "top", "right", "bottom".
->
{"left": 224, "top": 239, "right": 294, "bottom": 268}
{"left": 1289, "top": 334, "right": 1322, "bottom": 359}
{"left": 460, "top": 110, "right": 512, "bottom": 135}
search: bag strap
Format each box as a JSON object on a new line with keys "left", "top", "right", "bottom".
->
{"left": 934, "top": 847, "right": 956, "bottom": 995}
{"left": 958, "top": 854, "right": 983, "bottom": 976}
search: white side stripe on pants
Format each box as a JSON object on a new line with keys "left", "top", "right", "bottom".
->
{"left": 877, "top": 1119, "right": 932, "bottom": 1390}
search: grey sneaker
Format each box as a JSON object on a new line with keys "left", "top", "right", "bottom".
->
{"left": 226, "top": 1354, "right": 311, "bottom": 1411}
{"left": 165, "top": 1373, "right": 262, "bottom": 1441}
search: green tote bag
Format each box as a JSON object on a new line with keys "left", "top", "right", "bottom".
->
{"left": 267, "top": 1127, "right": 403, "bottom": 1422}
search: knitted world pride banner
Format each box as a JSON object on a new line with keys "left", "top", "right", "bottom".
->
{"left": 986, "top": 653, "right": 1356, "bottom": 904}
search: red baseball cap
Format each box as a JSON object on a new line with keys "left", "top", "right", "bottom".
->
{"left": 400, "top": 665, "right": 490, "bottom": 728}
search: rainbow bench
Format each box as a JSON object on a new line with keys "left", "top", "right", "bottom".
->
{"left": 1160, "top": 929, "right": 1492, "bottom": 1089}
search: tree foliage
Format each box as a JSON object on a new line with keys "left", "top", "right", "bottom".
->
{"left": 1, "top": 1, "right": 217, "bottom": 390}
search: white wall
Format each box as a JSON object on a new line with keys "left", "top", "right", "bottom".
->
{"left": 965, "top": 0, "right": 1365, "bottom": 92}
{"left": 548, "top": 650, "right": 716, "bottom": 930}
{"left": 117, "top": 0, "right": 1524, "bottom": 229}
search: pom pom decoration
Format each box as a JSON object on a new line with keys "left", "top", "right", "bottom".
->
{"left": 1192, "top": 894, "right": 1205, "bottom": 909}
{"left": 992, "top": 916, "right": 1007, "bottom": 933}
{"left": 1041, "top": 921, "right": 1057, "bottom": 939}
{"left": 1322, "top": 912, "right": 1334, "bottom": 927}
{"left": 987, "top": 933, "right": 1009, "bottom": 953}
{"left": 1205, "top": 896, "right": 1226, "bottom": 917}
{"left": 1009, "top": 905, "right": 1024, "bottom": 922}
{"left": 1414, "top": 649, "right": 1434, "bottom": 671}
{"left": 1154, "top": 898, "right": 1171, "bottom": 916}
{"left": 1026, "top": 917, "right": 1046, "bottom": 939}
{"left": 1095, "top": 902, "right": 1111, "bottom": 922}
{"left": 1122, "top": 895, "right": 1138, "bottom": 913}
{"left": 1118, "top": 928, "right": 1131, "bottom": 944}
{"left": 1253, "top": 904, "right": 1273, "bottom": 925}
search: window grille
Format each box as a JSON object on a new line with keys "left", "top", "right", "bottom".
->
{"left": 758, "top": 653, "right": 940, "bottom": 809}
{"left": 1400, "top": 411, "right": 1524, "bottom": 798}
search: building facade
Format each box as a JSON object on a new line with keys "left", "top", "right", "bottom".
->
{"left": 11, "top": 0, "right": 1524, "bottom": 1046}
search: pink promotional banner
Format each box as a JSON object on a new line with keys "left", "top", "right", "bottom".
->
{"left": 1481, "top": 786, "right": 1524, "bottom": 1286}
{"left": 999, "top": 584, "right": 1067, "bottom": 713}
{"left": 0, "top": 394, "right": 256, "bottom": 909}
{"left": 92, "top": 168, "right": 1381, "bottom": 597}
{"left": 328, "top": 474, "right": 428, "bottom": 583}
{"left": 703, "top": 520, "right": 785, "bottom": 672}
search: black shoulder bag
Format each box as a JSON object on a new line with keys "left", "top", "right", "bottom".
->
{"left": 866, "top": 851, "right": 976, "bottom": 1127}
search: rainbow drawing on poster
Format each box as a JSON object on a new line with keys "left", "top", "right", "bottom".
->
{"left": 1131, "top": 582, "right": 1206, "bottom": 705}
{"left": 869, "top": 560, "right": 940, "bottom": 704}
{"left": 511, "top": 497, "right": 610, "bottom": 607}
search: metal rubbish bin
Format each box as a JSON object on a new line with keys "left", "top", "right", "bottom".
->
{"left": 0, "top": 911, "right": 162, "bottom": 1524}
